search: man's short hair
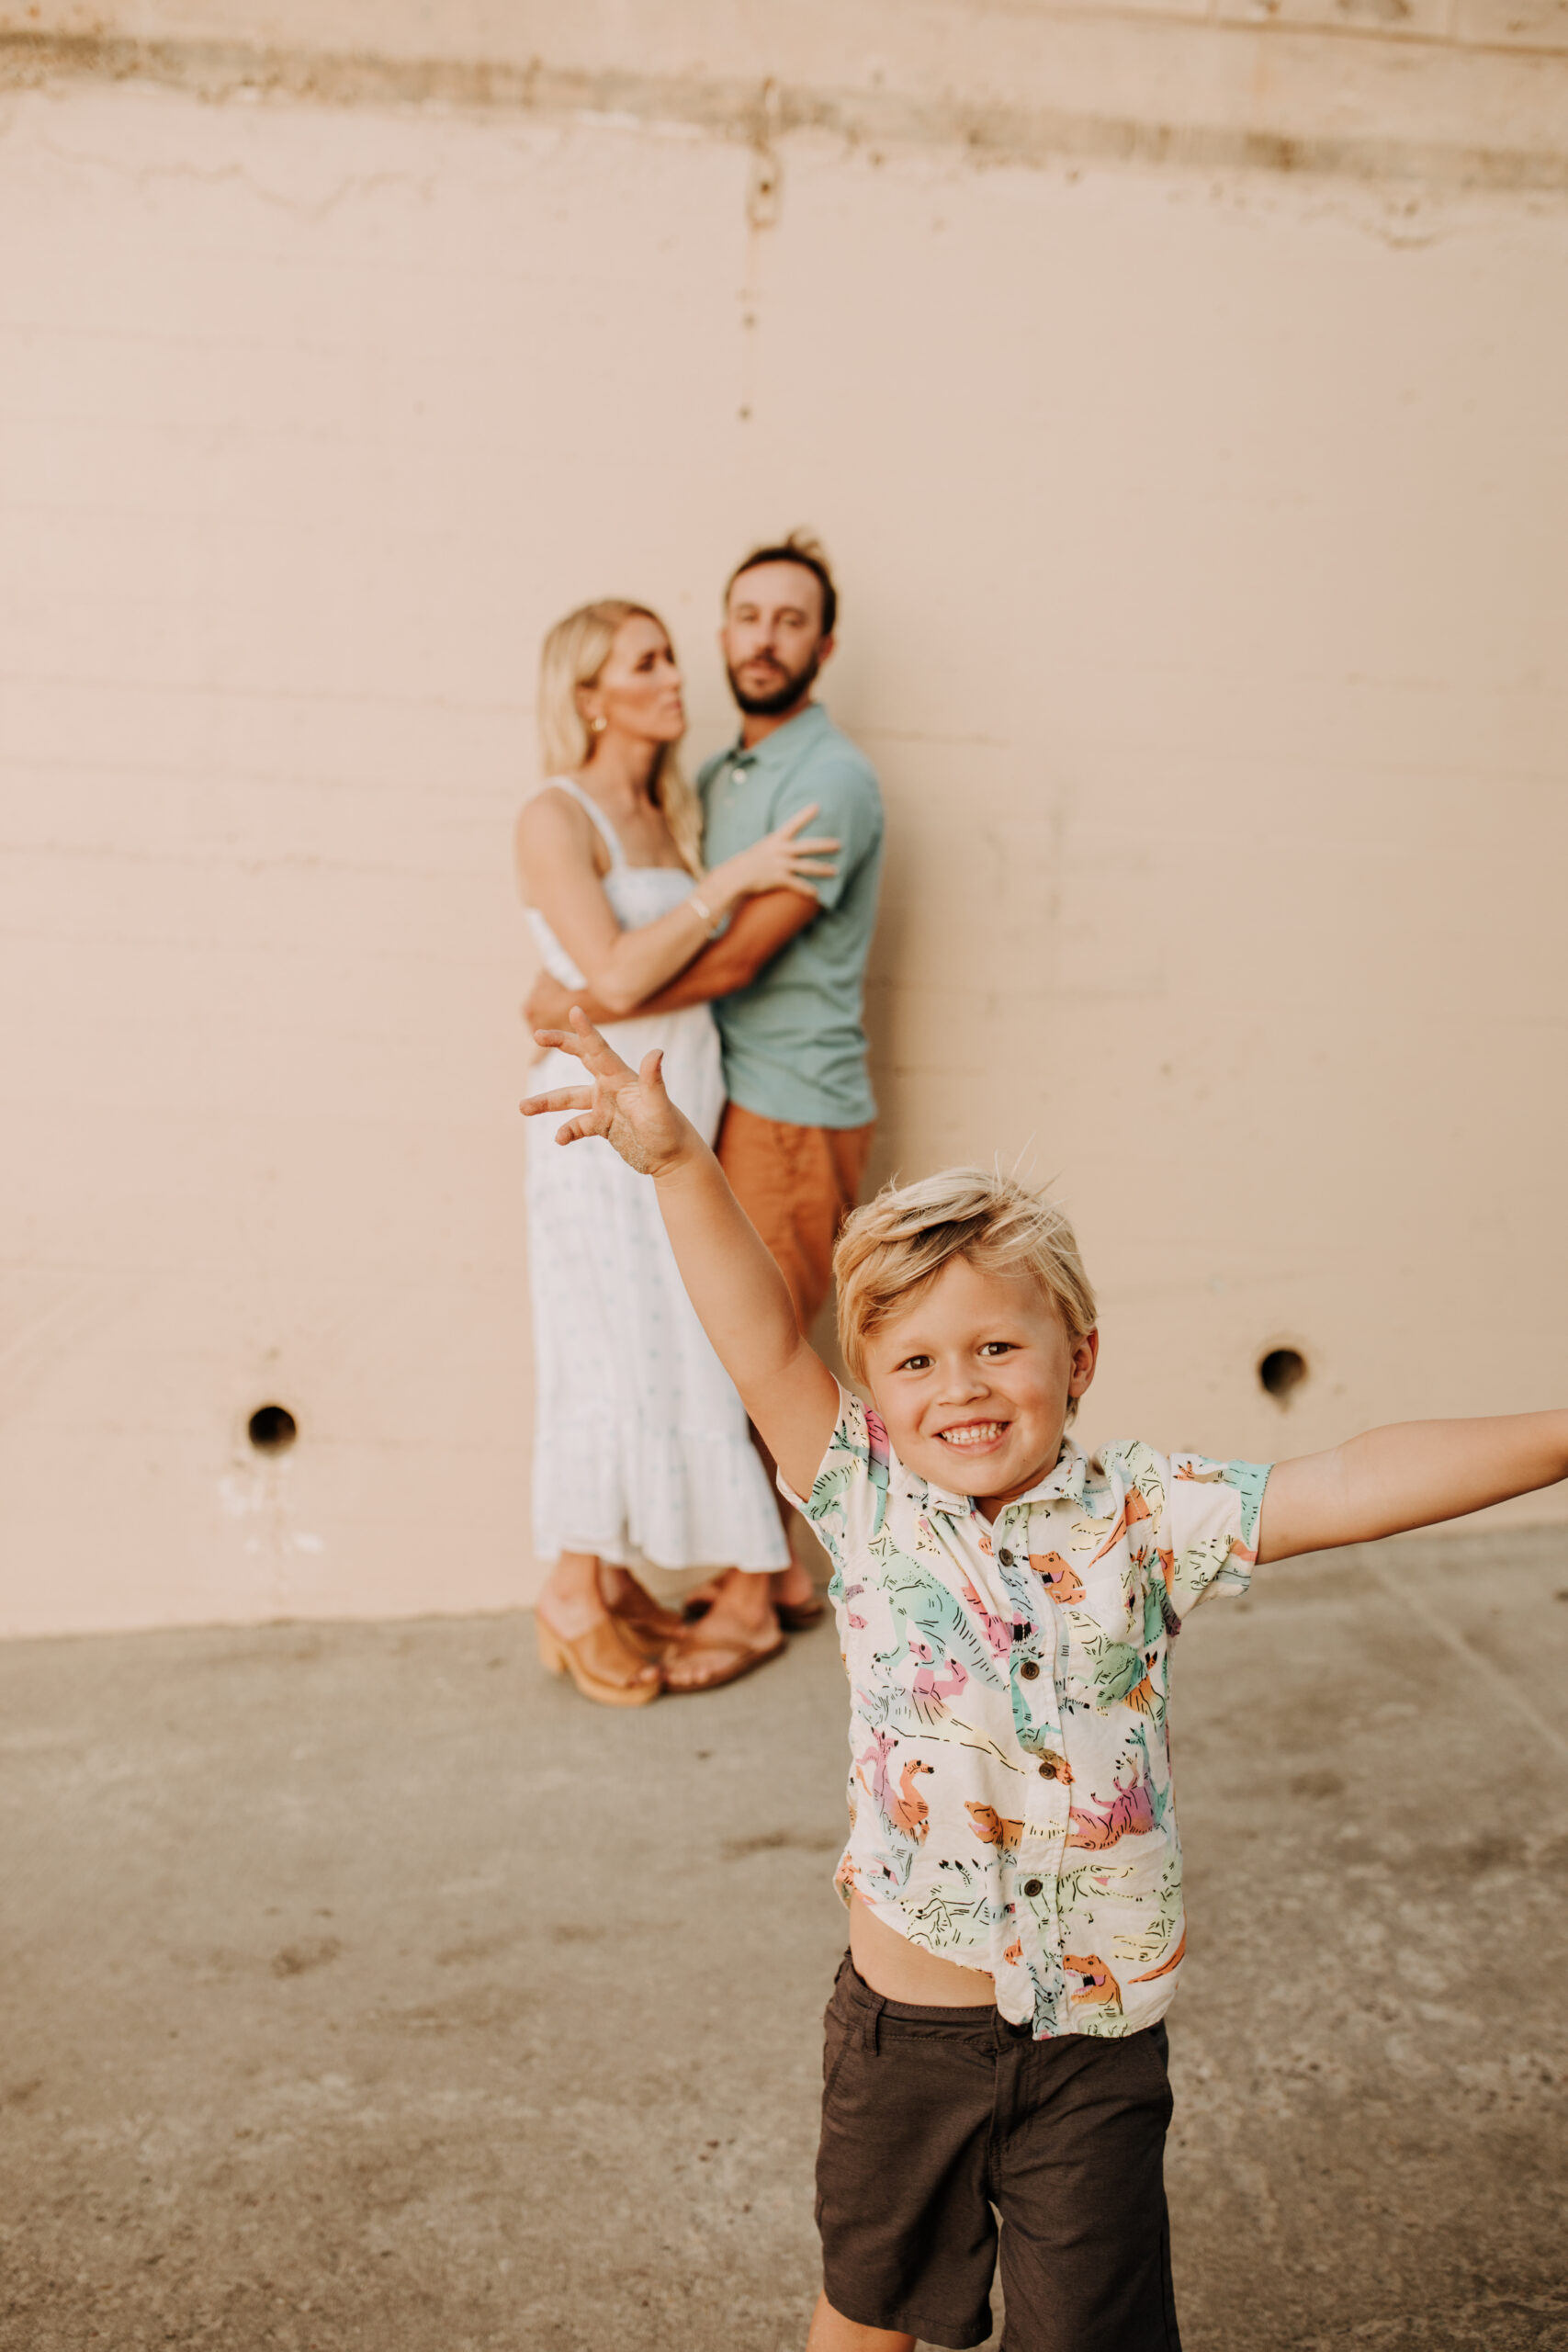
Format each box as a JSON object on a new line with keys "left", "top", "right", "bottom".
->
{"left": 833, "top": 1169, "right": 1099, "bottom": 1406}
{"left": 726, "top": 531, "right": 838, "bottom": 639}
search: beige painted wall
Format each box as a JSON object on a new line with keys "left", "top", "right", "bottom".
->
{"left": 3, "top": 8, "right": 1566, "bottom": 1636}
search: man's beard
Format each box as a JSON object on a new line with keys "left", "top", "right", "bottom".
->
{"left": 726, "top": 646, "right": 821, "bottom": 718}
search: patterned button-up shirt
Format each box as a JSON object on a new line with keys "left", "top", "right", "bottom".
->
{"left": 785, "top": 1386, "right": 1270, "bottom": 2039}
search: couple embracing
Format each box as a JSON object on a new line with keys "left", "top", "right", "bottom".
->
{"left": 516, "top": 536, "right": 885, "bottom": 1702}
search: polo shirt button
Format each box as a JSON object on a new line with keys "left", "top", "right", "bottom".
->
{"left": 998, "top": 1549, "right": 1015, "bottom": 1566}
{"left": 1023, "top": 1878, "right": 1043, "bottom": 1899}
{"left": 1020, "top": 1660, "right": 1040, "bottom": 1680}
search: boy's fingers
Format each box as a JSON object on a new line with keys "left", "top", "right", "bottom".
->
{"left": 530, "top": 1018, "right": 631, "bottom": 1080}
{"left": 564, "top": 1007, "right": 637, "bottom": 1080}
{"left": 520, "top": 1086, "right": 593, "bottom": 1115}
{"left": 554, "top": 1112, "right": 611, "bottom": 1147}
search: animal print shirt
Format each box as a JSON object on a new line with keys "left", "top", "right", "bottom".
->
{"left": 783, "top": 1386, "right": 1270, "bottom": 2039}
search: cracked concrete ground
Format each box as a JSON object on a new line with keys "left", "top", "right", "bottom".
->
{"left": 2, "top": 1527, "right": 1566, "bottom": 2352}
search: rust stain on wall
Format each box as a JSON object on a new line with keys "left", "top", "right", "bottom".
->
{"left": 2, "top": 25, "right": 1566, "bottom": 188}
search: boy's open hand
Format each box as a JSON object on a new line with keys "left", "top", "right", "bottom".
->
{"left": 520, "top": 1009, "right": 694, "bottom": 1178}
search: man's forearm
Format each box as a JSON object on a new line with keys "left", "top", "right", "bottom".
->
{"left": 528, "top": 890, "right": 816, "bottom": 1030}
{"left": 533, "top": 948, "right": 745, "bottom": 1028}
{"left": 629, "top": 938, "right": 761, "bottom": 1015}
{"left": 644, "top": 890, "right": 818, "bottom": 1012}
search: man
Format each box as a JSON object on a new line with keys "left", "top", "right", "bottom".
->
{"left": 525, "top": 532, "right": 885, "bottom": 1688}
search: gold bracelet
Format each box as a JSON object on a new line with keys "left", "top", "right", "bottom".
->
{"left": 688, "top": 892, "right": 719, "bottom": 936}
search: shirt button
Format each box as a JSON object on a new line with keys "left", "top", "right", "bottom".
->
{"left": 1022, "top": 1878, "right": 1043, "bottom": 1899}
{"left": 1020, "top": 1659, "right": 1040, "bottom": 1680}
{"left": 1038, "top": 1760, "right": 1055, "bottom": 1778}
{"left": 998, "top": 1549, "right": 1015, "bottom": 1566}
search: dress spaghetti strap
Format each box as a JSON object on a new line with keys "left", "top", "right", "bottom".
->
{"left": 522, "top": 775, "right": 628, "bottom": 870}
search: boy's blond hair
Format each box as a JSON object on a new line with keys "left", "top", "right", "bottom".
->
{"left": 833, "top": 1168, "right": 1098, "bottom": 1396}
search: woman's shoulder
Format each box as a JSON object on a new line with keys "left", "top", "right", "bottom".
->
{"left": 514, "top": 778, "right": 609, "bottom": 869}
{"left": 517, "top": 775, "right": 591, "bottom": 828}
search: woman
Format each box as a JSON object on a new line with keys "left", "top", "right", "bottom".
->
{"left": 516, "top": 599, "right": 837, "bottom": 1705}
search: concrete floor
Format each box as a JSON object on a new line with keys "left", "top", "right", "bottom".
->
{"left": 3, "top": 1529, "right": 1567, "bottom": 2352}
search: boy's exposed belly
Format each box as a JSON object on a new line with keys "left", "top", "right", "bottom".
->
{"left": 850, "top": 1894, "right": 995, "bottom": 2006}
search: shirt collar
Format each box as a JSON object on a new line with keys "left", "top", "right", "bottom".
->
{"left": 905, "top": 1434, "right": 1089, "bottom": 1524}
{"left": 721, "top": 699, "right": 832, "bottom": 774}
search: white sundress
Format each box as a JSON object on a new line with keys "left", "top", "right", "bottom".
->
{"left": 522, "top": 778, "right": 790, "bottom": 1577}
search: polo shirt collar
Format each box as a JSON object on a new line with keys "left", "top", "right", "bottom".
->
{"left": 722, "top": 699, "right": 832, "bottom": 773}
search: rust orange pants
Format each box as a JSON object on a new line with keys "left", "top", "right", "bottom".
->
{"left": 716, "top": 1102, "right": 876, "bottom": 1334}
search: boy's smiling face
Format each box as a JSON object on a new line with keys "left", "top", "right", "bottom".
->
{"left": 861, "top": 1255, "right": 1099, "bottom": 1520}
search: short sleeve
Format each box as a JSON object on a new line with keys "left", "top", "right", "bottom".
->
{"left": 773, "top": 755, "right": 883, "bottom": 913}
{"left": 1154, "top": 1453, "right": 1272, "bottom": 1623}
{"left": 776, "top": 1381, "right": 888, "bottom": 1571}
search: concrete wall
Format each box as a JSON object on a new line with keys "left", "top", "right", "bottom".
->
{"left": 3, "top": 4, "right": 1566, "bottom": 1636}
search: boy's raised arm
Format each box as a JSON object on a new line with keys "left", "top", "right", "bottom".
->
{"left": 521, "top": 1011, "right": 840, "bottom": 1499}
{"left": 1258, "top": 1410, "right": 1568, "bottom": 1564}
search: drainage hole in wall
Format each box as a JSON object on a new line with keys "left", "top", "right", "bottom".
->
{"left": 248, "top": 1404, "right": 298, "bottom": 1454}
{"left": 1258, "top": 1348, "right": 1308, "bottom": 1403}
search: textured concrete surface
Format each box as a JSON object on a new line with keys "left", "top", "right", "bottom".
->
{"left": 3, "top": 1527, "right": 1567, "bottom": 2351}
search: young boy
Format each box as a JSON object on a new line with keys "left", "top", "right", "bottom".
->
{"left": 523, "top": 1012, "right": 1568, "bottom": 2352}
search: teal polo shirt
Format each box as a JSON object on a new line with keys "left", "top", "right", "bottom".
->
{"left": 698, "top": 702, "right": 885, "bottom": 1130}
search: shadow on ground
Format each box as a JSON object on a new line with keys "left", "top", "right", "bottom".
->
{"left": 2, "top": 1527, "right": 1567, "bottom": 2350}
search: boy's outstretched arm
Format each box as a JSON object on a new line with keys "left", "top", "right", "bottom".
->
{"left": 520, "top": 1011, "right": 840, "bottom": 1500}
{"left": 1258, "top": 1411, "right": 1568, "bottom": 1564}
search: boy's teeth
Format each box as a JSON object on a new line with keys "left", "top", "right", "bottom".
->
{"left": 942, "top": 1423, "right": 1004, "bottom": 1446}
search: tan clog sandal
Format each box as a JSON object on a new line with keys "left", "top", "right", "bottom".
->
{"left": 608, "top": 1578, "right": 688, "bottom": 1660}
{"left": 536, "top": 1611, "right": 661, "bottom": 1706}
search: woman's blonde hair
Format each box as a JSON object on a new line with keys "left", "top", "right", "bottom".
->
{"left": 833, "top": 1167, "right": 1098, "bottom": 1400}
{"left": 537, "top": 599, "right": 704, "bottom": 875}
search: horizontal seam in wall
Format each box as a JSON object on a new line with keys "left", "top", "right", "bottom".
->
{"left": 2, "top": 30, "right": 1567, "bottom": 191}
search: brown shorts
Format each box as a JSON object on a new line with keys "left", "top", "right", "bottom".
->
{"left": 816, "top": 1959, "right": 1180, "bottom": 2352}
{"left": 716, "top": 1102, "right": 874, "bottom": 1332}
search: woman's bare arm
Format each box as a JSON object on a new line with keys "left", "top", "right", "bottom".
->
{"left": 1258, "top": 1412, "right": 1568, "bottom": 1563}
{"left": 520, "top": 1012, "right": 840, "bottom": 1497}
{"left": 514, "top": 789, "right": 835, "bottom": 1018}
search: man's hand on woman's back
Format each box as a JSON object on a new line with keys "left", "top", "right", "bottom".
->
{"left": 525, "top": 968, "right": 601, "bottom": 1035}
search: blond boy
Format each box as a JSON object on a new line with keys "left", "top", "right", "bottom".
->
{"left": 524, "top": 1012, "right": 1568, "bottom": 2352}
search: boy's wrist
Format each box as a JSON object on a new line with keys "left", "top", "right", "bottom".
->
{"left": 650, "top": 1128, "right": 716, "bottom": 1189}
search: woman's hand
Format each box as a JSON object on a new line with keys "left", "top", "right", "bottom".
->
{"left": 521, "top": 1008, "right": 697, "bottom": 1178}
{"left": 705, "top": 803, "right": 839, "bottom": 914}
